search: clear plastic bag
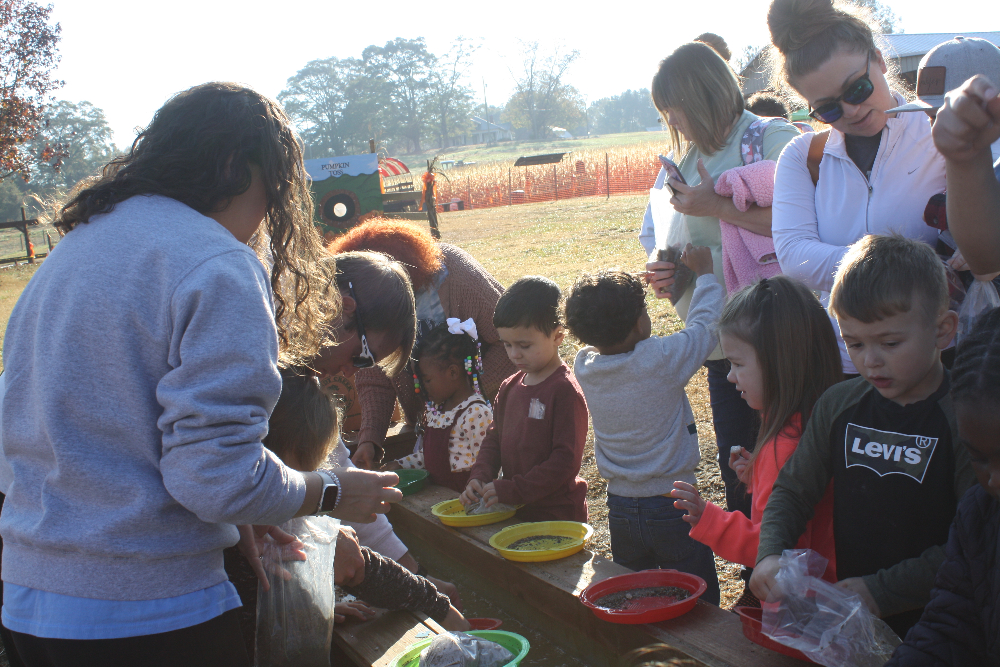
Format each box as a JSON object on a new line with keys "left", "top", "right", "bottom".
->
{"left": 418, "top": 632, "right": 514, "bottom": 667}
{"left": 255, "top": 516, "right": 340, "bottom": 667}
{"left": 762, "top": 550, "right": 901, "bottom": 667}
{"left": 957, "top": 279, "right": 1000, "bottom": 344}
{"left": 649, "top": 186, "right": 694, "bottom": 305}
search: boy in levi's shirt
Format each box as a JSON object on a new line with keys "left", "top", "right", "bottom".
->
{"left": 460, "top": 276, "right": 589, "bottom": 522}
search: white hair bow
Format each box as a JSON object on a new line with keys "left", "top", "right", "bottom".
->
{"left": 447, "top": 317, "right": 478, "bottom": 341}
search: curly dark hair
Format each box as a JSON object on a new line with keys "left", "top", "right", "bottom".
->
{"left": 952, "top": 307, "right": 1000, "bottom": 407}
{"left": 52, "top": 82, "right": 335, "bottom": 363}
{"left": 413, "top": 322, "right": 481, "bottom": 378}
{"left": 565, "top": 270, "right": 647, "bottom": 348}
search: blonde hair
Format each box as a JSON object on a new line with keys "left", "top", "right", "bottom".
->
{"left": 830, "top": 235, "right": 949, "bottom": 323}
{"left": 651, "top": 41, "right": 745, "bottom": 156}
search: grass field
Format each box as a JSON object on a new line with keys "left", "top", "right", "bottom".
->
{"left": 400, "top": 130, "right": 669, "bottom": 171}
{"left": 0, "top": 193, "right": 745, "bottom": 608}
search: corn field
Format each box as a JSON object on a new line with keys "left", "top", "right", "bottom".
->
{"left": 428, "top": 144, "right": 662, "bottom": 211}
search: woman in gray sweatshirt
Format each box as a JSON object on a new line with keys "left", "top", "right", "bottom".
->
{"left": 0, "top": 83, "right": 401, "bottom": 667}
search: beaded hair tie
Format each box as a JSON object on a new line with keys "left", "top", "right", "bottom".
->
{"left": 413, "top": 327, "right": 489, "bottom": 420}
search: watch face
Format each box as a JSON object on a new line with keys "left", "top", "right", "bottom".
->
{"left": 320, "top": 484, "right": 339, "bottom": 513}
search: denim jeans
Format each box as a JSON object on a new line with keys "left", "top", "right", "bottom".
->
{"left": 606, "top": 494, "right": 721, "bottom": 606}
{"left": 705, "top": 359, "right": 759, "bottom": 519}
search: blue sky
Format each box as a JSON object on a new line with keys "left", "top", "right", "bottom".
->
{"left": 49, "top": 0, "right": 997, "bottom": 149}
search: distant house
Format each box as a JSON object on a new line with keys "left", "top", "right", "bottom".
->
{"left": 740, "top": 32, "right": 1000, "bottom": 97}
{"left": 550, "top": 126, "right": 573, "bottom": 139}
{"left": 470, "top": 116, "right": 513, "bottom": 144}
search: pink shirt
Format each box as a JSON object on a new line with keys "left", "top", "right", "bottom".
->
{"left": 689, "top": 415, "right": 838, "bottom": 581}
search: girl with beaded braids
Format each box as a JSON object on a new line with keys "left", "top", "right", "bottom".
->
{"left": 886, "top": 307, "right": 1000, "bottom": 665}
{"left": 383, "top": 321, "right": 494, "bottom": 493}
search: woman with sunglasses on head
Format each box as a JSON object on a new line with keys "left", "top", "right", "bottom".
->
{"left": 768, "top": 0, "right": 945, "bottom": 375}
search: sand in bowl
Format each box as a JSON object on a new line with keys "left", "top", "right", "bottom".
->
{"left": 594, "top": 586, "right": 690, "bottom": 610}
{"left": 507, "top": 535, "right": 577, "bottom": 551}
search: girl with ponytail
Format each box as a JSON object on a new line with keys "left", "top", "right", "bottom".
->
{"left": 767, "top": 0, "right": 947, "bottom": 375}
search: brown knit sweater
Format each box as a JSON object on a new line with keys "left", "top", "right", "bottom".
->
{"left": 354, "top": 243, "right": 516, "bottom": 449}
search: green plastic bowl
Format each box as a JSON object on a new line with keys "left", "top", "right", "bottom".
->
{"left": 388, "top": 630, "right": 530, "bottom": 667}
{"left": 394, "top": 469, "right": 430, "bottom": 496}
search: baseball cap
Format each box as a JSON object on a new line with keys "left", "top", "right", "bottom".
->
{"left": 887, "top": 36, "right": 1000, "bottom": 113}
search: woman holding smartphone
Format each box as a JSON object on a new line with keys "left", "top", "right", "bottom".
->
{"left": 642, "top": 41, "right": 799, "bottom": 522}
{"left": 766, "top": 0, "right": 945, "bottom": 375}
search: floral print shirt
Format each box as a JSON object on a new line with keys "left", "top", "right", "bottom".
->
{"left": 396, "top": 395, "right": 493, "bottom": 472}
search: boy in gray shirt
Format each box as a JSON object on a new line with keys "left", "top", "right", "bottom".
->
{"left": 567, "top": 245, "right": 722, "bottom": 605}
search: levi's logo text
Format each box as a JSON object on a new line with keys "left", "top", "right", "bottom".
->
{"left": 844, "top": 423, "right": 938, "bottom": 483}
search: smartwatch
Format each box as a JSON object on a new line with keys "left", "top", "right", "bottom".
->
{"left": 316, "top": 470, "right": 341, "bottom": 515}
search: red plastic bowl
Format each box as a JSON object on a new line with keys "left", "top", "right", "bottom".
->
{"left": 466, "top": 618, "right": 503, "bottom": 630}
{"left": 578, "top": 570, "right": 706, "bottom": 624}
{"left": 734, "top": 606, "right": 816, "bottom": 663}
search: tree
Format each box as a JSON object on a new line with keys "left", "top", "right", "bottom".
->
{"left": 0, "top": 99, "right": 119, "bottom": 222}
{"left": 0, "top": 0, "right": 63, "bottom": 181}
{"left": 279, "top": 56, "right": 360, "bottom": 158}
{"left": 427, "top": 37, "right": 478, "bottom": 149}
{"left": 362, "top": 38, "right": 435, "bottom": 153}
{"left": 588, "top": 89, "right": 660, "bottom": 134}
{"left": 503, "top": 41, "right": 580, "bottom": 140}
{"left": 849, "top": 0, "right": 900, "bottom": 33}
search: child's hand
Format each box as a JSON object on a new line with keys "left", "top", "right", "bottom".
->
{"left": 381, "top": 460, "right": 403, "bottom": 471}
{"left": 334, "top": 600, "right": 376, "bottom": 623}
{"left": 749, "top": 554, "right": 781, "bottom": 600}
{"left": 729, "top": 446, "right": 752, "bottom": 485}
{"left": 680, "top": 243, "right": 714, "bottom": 276}
{"left": 442, "top": 605, "right": 471, "bottom": 632}
{"left": 671, "top": 481, "right": 706, "bottom": 525}
{"left": 645, "top": 258, "right": 676, "bottom": 299}
{"left": 836, "top": 577, "right": 881, "bottom": 616}
{"left": 933, "top": 75, "right": 1000, "bottom": 164}
{"left": 334, "top": 526, "right": 365, "bottom": 587}
{"left": 459, "top": 479, "right": 485, "bottom": 507}
{"left": 427, "top": 576, "right": 463, "bottom": 611}
{"left": 479, "top": 482, "right": 499, "bottom": 509}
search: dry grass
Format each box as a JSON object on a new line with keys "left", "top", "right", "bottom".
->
{"left": 0, "top": 263, "right": 39, "bottom": 372}
{"left": 434, "top": 195, "right": 744, "bottom": 607}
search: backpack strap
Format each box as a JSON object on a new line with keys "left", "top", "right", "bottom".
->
{"left": 807, "top": 130, "right": 831, "bottom": 186}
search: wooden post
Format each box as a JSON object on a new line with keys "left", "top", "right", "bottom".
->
{"left": 553, "top": 164, "right": 558, "bottom": 201}
{"left": 46, "top": 232, "right": 53, "bottom": 252}
{"left": 467, "top": 176, "right": 472, "bottom": 210}
{"left": 424, "top": 160, "right": 441, "bottom": 240}
{"left": 605, "top": 153, "right": 610, "bottom": 199}
{"left": 508, "top": 169, "right": 512, "bottom": 206}
{"left": 21, "top": 208, "right": 32, "bottom": 263}
{"left": 626, "top": 156, "right": 631, "bottom": 193}
{"left": 369, "top": 138, "right": 377, "bottom": 153}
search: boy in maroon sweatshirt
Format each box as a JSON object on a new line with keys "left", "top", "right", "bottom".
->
{"left": 460, "top": 276, "right": 589, "bottom": 522}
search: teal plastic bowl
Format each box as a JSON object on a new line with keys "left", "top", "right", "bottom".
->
{"left": 394, "top": 468, "right": 430, "bottom": 496}
{"left": 388, "top": 630, "right": 530, "bottom": 667}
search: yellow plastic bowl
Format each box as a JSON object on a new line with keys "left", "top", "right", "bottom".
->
{"left": 431, "top": 498, "right": 518, "bottom": 527}
{"left": 488, "top": 521, "right": 593, "bottom": 562}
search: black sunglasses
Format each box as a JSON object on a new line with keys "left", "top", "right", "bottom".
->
{"left": 809, "top": 55, "right": 875, "bottom": 124}
{"left": 348, "top": 281, "right": 376, "bottom": 369}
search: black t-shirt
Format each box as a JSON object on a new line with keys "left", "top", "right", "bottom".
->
{"left": 831, "top": 374, "right": 957, "bottom": 636}
{"left": 845, "top": 130, "right": 884, "bottom": 178}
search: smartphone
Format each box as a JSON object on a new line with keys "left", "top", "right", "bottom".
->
{"left": 658, "top": 155, "right": 687, "bottom": 195}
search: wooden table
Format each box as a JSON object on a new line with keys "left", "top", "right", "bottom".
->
{"left": 379, "top": 484, "right": 808, "bottom": 667}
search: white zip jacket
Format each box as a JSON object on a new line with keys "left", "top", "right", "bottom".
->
{"left": 772, "top": 97, "right": 945, "bottom": 372}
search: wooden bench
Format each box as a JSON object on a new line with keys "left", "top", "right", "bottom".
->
{"left": 329, "top": 484, "right": 809, "bottom": 667}
{"left": 333, "top": 609, "right": 446, "bottom": 667}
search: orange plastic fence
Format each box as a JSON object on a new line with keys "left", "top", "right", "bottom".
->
{"left": 430, "top": 145, "right": 662, "bottom": 211}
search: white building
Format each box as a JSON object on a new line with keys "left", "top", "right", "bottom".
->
{"left": 470, "top": 116, "right": 513, "bottom": 144}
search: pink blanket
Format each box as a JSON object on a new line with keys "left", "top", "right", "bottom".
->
{"left": 715, "top": 160, "right": 782, "bottom": 294}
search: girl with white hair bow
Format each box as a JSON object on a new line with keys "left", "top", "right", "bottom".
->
{"left": 382, "top": 321, "right": 494, "bottom": 493}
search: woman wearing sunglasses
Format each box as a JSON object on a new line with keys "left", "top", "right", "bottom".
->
{"left": 768, "top": 0, "right": 945, "bottom": 374}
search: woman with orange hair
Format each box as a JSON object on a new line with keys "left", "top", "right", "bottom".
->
{"left": 325, "top": 219, "right": 516, "bottom": 469}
